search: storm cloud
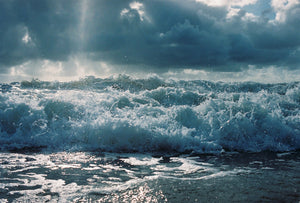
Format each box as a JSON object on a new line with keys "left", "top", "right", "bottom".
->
{"left": 0, "top": 0, "right": 299, "bottom": 74}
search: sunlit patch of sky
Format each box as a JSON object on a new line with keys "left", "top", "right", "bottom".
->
{"left": 242, "top": 0, "right": 276, "bottom": 20}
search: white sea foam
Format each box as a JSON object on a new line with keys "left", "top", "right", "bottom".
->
{"left": 0, "top": 75, "right": 299, "bottom": 153}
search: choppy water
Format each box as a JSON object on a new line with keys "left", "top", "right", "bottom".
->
{"left": 0, "top": 75, "right": 299, "bottom": 202}
{"left": 0, "top": 75, "right": 299, "bottom": 153}
{"left": 0, "top": 151, "right": 299, "bottom": 202}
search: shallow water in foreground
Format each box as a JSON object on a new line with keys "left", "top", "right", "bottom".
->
{"left": 0, "top": 151, "right": 299, "bottom": 202}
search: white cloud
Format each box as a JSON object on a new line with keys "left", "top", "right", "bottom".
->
{"left": 271, "top": 0, "right": 300, "bottom": 22}
{"left": 242, "top": 12, "right": 259, "bottom": 21}
{"left": 198, "top": 0, "right": 260, "bottom": 22}
{"left": 130, "top": 2, "right": 143, "bottom": 10}
{"left": 195, "top": 0, "right": 258, "bottom": 7}
{"left": 1, "top": 56, "right": 113, "bottom": 82}
{"left": 22, "top": 32, "right": 31, "bottom": 44}
{"left": 21, "top": 27, "right": 32, "bottom": 44}
{"left": 120, "top": 8, "right": 130, "bottom": 16}
{"left": 226, "top": 7, "right": 240, "bottom": 19}
{"left": 162, "top": 66, "right": 300, "bottom": 83}
{"left": 121, "top": 2, "right": 150, "bottom": 22}
{"left": 226, "top": 7, "right": 259, "bottom": 22}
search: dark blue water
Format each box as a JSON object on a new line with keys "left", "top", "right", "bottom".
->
{"left": 0, "top": 151, "right": 299, "bottom": 202}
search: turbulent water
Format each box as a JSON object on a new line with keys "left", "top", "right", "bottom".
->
{"left": 0, "top": 75, "right": 299, "bottom": 154}
{"left": 1, "top": 75, "right": 300, "bottom": 202}
{"left": 0, "top": 151, "right": 299, "bottom": 202}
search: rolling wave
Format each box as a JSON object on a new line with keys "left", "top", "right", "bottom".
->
{"left": 0, "top": 75, "right": 299, "bottom": 153}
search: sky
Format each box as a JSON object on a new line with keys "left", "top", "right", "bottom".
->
{"left": 0, "top": 0, "right": 299, "bottom": 82}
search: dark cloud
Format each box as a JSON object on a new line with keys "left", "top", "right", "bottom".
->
{"left": 0, "top": 0, "right": 299, "bottom": 73}
{"left": 0, "top": 0, "right": 80, "bottom": 71}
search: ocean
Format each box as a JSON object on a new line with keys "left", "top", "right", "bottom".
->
{"left": 0, "top": 75, "right": 299, "bottom": 202}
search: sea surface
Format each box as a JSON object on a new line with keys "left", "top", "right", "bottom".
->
{"left": 0, "top": 75, "right": 299, "bottom": 202}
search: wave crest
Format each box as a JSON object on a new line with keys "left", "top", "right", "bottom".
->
{"left": 1, "top": 76, "right": 299, "bottom": 153}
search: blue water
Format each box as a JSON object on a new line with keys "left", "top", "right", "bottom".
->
{"left": 1, "top": 75, "right": 300, "bottom": 202}
{"left": 0, "top": 151, "right": 299, "bottom": 202}
{"left": 0, "top": 75, "right": 299, "bottom": 153}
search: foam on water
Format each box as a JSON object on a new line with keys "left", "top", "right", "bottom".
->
{"left": 0, "top": 75, "right": 299, "bottom": 153}
{"left": 1, "top": 151, "right": 299, "bottom": 202}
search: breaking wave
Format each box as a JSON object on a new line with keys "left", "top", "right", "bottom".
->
{"left": 0, "top": 75, "right": 299, "bottom": 153}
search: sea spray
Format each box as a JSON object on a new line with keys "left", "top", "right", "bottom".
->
{"left": 0, "top": 75, "right": 299, "bottom": 153}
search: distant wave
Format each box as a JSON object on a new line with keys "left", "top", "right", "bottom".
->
{"left": 1, "top": 75, "right": 299, "bottom": 153}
